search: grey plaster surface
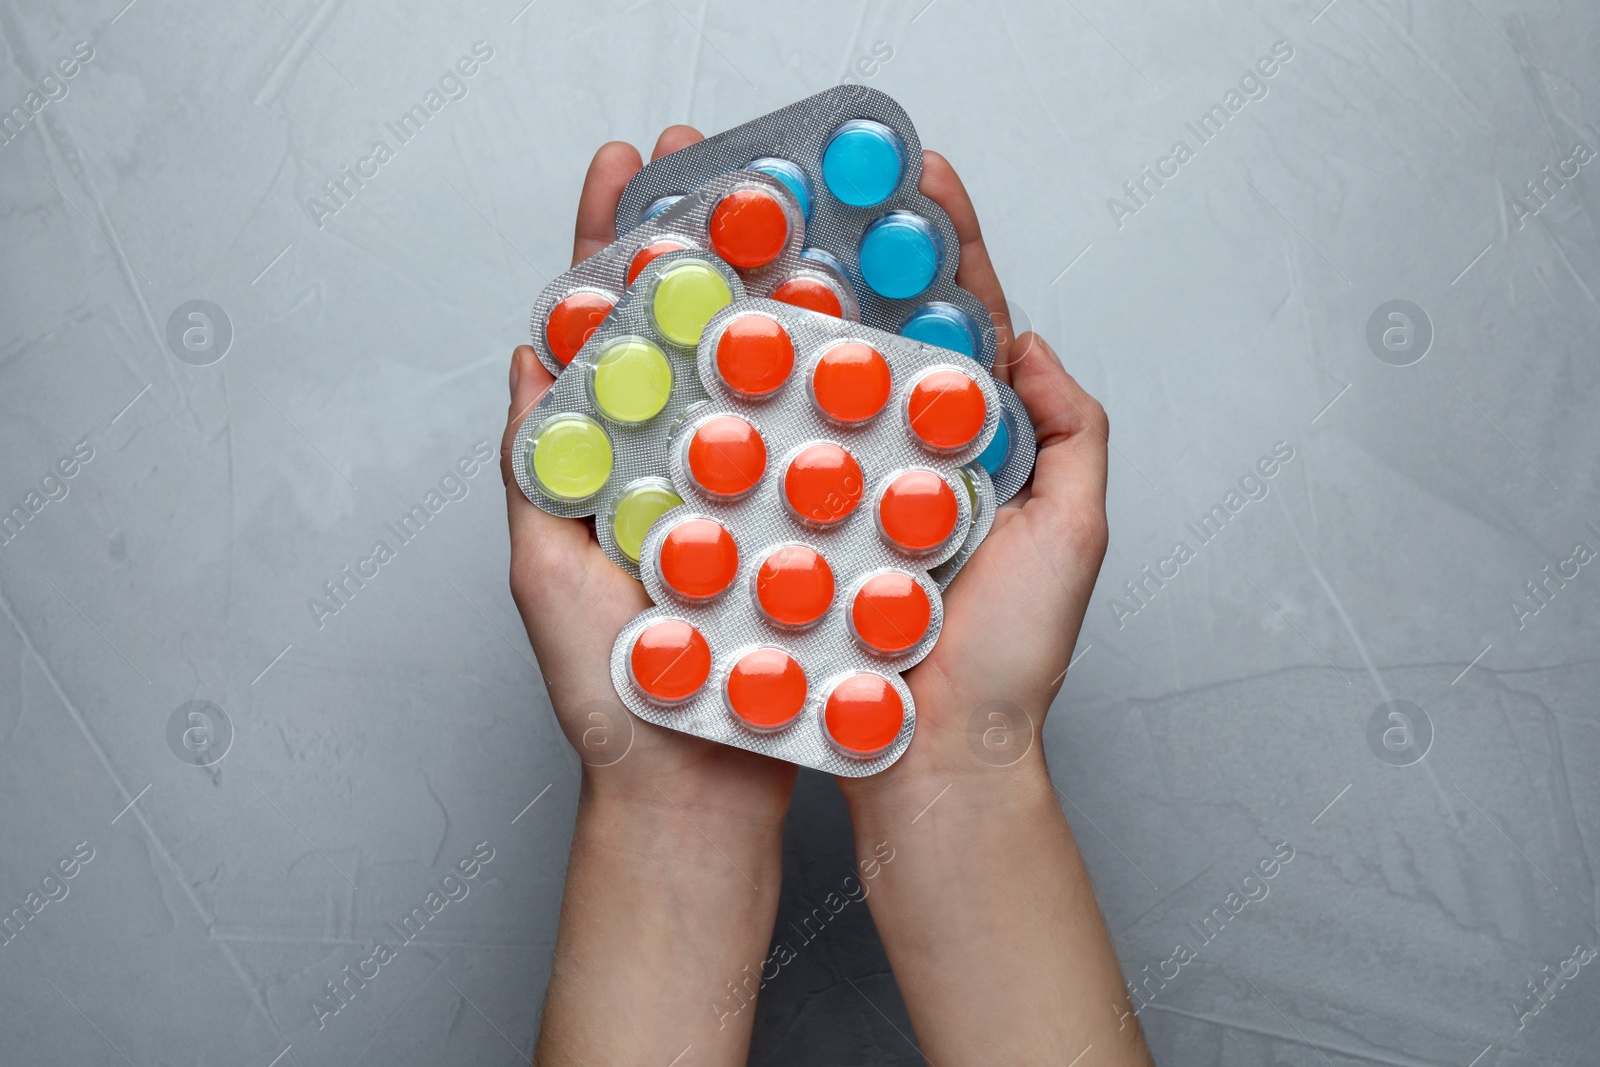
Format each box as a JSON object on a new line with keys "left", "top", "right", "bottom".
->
{"left": 2, "top": 1, "right": 1597, "bottom": 1064}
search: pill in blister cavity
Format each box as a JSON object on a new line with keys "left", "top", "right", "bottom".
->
{"left": 878, "top": 469, "right": 959, "bottom": 553}
{"left": 546, "top": 291, "right": 614, "bottom": 367}
{"left": 611, "top": 478, "right": 683, "bottom": 564}
{"left": 860, "top": 212, "right": 943, "bottom": 299}
{"left": 659, "top": 517, "right": 739, "bottom": 601}
{"left": 725, "top": 646, "right": 807, "bottom": 731}
{"left": 592, "top": 338, "right": 673, "bottom": 424}
{"left": 822, "top": 672, "right": 906, "bottom": 758}
{"left": 981, "top": 381, "right": 1036, "bottom": 506}
{"left": 811, "top": 342, "right": 891, "bottom": 425}
{"left": 908, "top": 367, "right": 987, "bottom": 451}
{"left": 901, "top": 302, "right": 980, "bottom": 360}
{"left": 929, "top": 463, "right": 998, "bottom": 593}
{"left": 746, "top": 158, "right": 813, "bottom": 220}
{"left": 754, "top": 543, "right": 835, "bottom": 628}
{"left": 773, "top": 276, "right": 844, "bottom": 318}
{"left": 709, "top": 189, "right": 791, "bottom": 269}
{"left": 715, "top": 314, "right": 794, "bottom": 398}
{"left": 687, "top": 415, "right": 767, "bottom": 498}
{"left": 784, "top": 442, "right": 862, "bottom": 527}
{"left": 630, "top": 619, "right": 712, "bottom": 704}
{"left": 652, "top": 260, "right": 734, "bottom": 347}
{"left": 773, "top": 248, "right": 857, "bottom": 320}
{"left": 800, "top": 246, "right": 850, "bottom": 276}
{"left": 642, "top": 195, "right": 684, "bottom": 221}
{"left": 628, "top": 239, "right": 689, "bottom": 285}
{"left": 956, "top": 467, "right": 978, "bottom": 512}
{"left": 850, "top": 571, "right": 933, "bottom": 655}
{"left": 822, "top": 119, "right": 906, "bottom": 207}
{"left": 529, "top": 413, "right": 613, "bottom": 502}
{"left": 977, "top": 410, "right": 1011, "bottom": 474}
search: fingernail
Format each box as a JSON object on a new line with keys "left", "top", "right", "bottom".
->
{"left": 509, "top": 351, "right": 521, "bottom": 396}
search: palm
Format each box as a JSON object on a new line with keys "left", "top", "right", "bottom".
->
{"left": 512, "top": 521, "right": 796, "bottom": 808}
{"left": 912, "top": 510, "right": 1080, "bottom": 714}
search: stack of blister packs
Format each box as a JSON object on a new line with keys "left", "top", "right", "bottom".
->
{"left": 512, "top": 86, "right": 1036, "bottom": 775}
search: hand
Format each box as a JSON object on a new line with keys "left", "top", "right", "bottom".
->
{"left": 515, "top": 129, "right": 802, "bottom": 1067}
{"left": 500, "top": 128, "right": 798, "bottom": 832}
{"left": 844, "top": 150, "right": 1110, "bottom": 803}
{"left": 833, "top": 154, "right": 1148, "bottom": 1066}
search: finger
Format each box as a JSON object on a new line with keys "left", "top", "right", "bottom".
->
{"left": 573, "top": 141, "right": 646, "bottom": 265}
{"left": 501, "top": 345, "right": 555, "bottom": 490}
{"left": 917, "top": 150, "right": 1014, "bottom": 379}
{"left": 1007, "top": 333, "right": 1109, "bottom": 555}
{"left": 650, "top": 124, "right": 704, "bottom": 161}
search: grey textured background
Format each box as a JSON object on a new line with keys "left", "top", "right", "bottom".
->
{"left": 2, "top": 1, "right": 1597, "bottom": 1064}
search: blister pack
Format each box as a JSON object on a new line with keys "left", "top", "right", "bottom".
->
{"left": 511, "top": 249, "right": 746, "bottom": 572}
{"left": 529, "top": 170, "right": 809, "bottom": 377}
{"left": 608, "top": 299, "right": 1006, "bottom": 775}
{"left": 614, "top": 85, "right": 1001, "bottom": 371}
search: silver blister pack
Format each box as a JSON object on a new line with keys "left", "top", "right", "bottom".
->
{"left": 614, "top": 85, "right": 1000, "bottom": 371}
{"left": 511, "top": 249, "right": 746, "bottom": 573}
{"left": 608, "top": 299, "right": 1006, "bottom": 775}
{"left": 528, "top": 169, "right": 808, "bottom": 377}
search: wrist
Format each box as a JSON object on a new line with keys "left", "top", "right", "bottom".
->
{"left": 577, "top": 765, "right": 790, "bottom": 859}
{"left": 839, "top": 739, "right": 1058, "bottom": 836}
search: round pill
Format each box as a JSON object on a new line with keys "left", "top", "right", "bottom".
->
{"left": 641, "top": 195, "right": 684, "bottom": 222}
{"left": 821, "top": 119, "right": 905, "bottom": 207}
{"left": 725, "top": 647, "right": 807, "bottom": 732}
{"left": 610, "top": 479, "right": 682, "bottom": 564}
{"left": 592, "top": 338, "right": 673, "bottom": 424}
{"left": 800, "top": 246, "right": 849, "bottom": 274}
{"left": 851, "top": 571, "right": 933, "bottom": 655}
{"left": 772, "top": 275, "right": 845, "bottom": 318}
{"left": 529, "top": 413, "right": 612, "bottom": 501}
{"left": 811, "top": 342, "right": 891, "bottom": 425}
{"left": 628, "top": 239, "right": 689, "bottom": 285}
{"left": 746, "top": 157, "right": 813, "bottom": 220}
{"left": 630, "top": 619, "right": 711, "bottom": 704}
{"left": 651, "top": 260, "right": 733, "bottom": 347}
{"left": 900, "top": 303, "right": 979, "bottom": 359}
{"left": 545, "top": 291, "right": 613, "bottom": 367}
{"left": 784, "top": 442, "right": 863, "bottom": 526}
{"left": 658, "top": 518, "right": 739, "bottom": 600}
{"left": 957, "top": 466, "right": 978, "bottom": 513}
{"left": 715, "top": 314, "right": 794, "bottom": 397}
{"left": 755, "top": 544, "right": 835, "bottom": 628}
{"left": 859, "top": 212, "right": 943, "bottom": 299}
{"left": 686, "top": 415, "right": 767, "bottom": 498}
{"left": 822, "top": 672, "right": 906, "bottom": 758}
{"left": 709, "top": 188, "right": 790, "bottom": 269}
{"left": 878, "top": 470, "right": 959, "bottom": 552}
{"left": 908, "top": 368, "right": 987, "bottom": 451}
{"left": 977, "top": 412, "right": 1012, "bottom": 474}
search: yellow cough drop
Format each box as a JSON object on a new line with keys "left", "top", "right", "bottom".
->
{"left": 651, "top": 260, "right": 733, "bottom": 347}
{"left": 593, "top": 338, "right": 673, "bottom": 424}
{"left": 530, "top": 414, "right": 612, "bottom": 501}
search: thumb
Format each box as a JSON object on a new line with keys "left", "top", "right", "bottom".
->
{"left": 1006, "top": 333, "right": 1110, "bottom": 556}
